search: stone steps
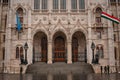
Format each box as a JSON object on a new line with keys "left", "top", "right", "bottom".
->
{"left": 26, "top": 62, "right": 94, "bottom": 74}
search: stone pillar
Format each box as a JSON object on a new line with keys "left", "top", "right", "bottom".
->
{"left": 87, "top": 8, "right": 92, "bottom": 64}
{"left": 48, "top": 0, "right": 52, "bottom": 12}
{"left": 107, "top": 10, "right": 115, "bottom": 66}
{"left": 67, "top": 41, "right": 72, "bottom": 64}
{"left": 67, "top": 0, "right": 71, "bottom": 12}
{"left": 27, "top": 9, "right": 32, "bottom": 64}
{"left": 47, "top": 41, "right": 52, "bottom": 64}
{"left": 5, "top": 9, "right": 12, "bottom": 65}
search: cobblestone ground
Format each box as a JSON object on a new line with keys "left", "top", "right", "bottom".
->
{"left": 0, "top": 73, "right": 120, "bottom": 80}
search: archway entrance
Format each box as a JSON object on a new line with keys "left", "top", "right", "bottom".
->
{"left": 53, "top": 32, "right": 66, "bottom": 62}
{"left": 72, "top": 31, "right": 86, "bottom": 62}
{"left": 33, "top": 31, "right": 47, "bottom": 62}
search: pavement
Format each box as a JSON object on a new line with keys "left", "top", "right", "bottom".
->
{"left": 0, "top": 73, "right": 120, "bottom": 80}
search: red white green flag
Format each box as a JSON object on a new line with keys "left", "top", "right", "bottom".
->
{"left": 101, "top": 12, "right": 120, "bottom": 24}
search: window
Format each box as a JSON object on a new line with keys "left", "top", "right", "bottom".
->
{"left": 53, "top": 0, "right": 59, "bottom": 10}
{"left": 3, "top": 0, "right": 8, "bottom": 4}
{"left": 114, "top": 47, "right": 117, "bottom": 60}
{"left": 3, "top": 35, "right": 5, "bottom": 42}
{"left": 2, "top": 47, "right": 5, "bottom": 60}
{"left": 110, "top": 0, "right": 116, "bottom": 3}
{"left": 20, "top": 47, "right": 24, "bottom": 59}
{"left": 79, "top": 0, "right": 85, "bottom": 9}
{"left": 53, "top": 0, "right": 66, "bottom": 12}
{"left": 114, "top": 34, "right": 116, "bottom": 41}
{"left": 71, "top": 0, "right": 77, "bottom": 10}
{"left": 16, "top": 47, "right": 19, "bottom": 58}
{"left": 60, "top": 0, "right": 66, "bottom": 10}
{"left": 17, "top": 8, "right": 23, "bottom": 24}
{"left": 42, "top": 0, "right": 47, "bottom": 10}
{"left": 95, "top": 7, "right": 102, "bottom": 23}
{"left": 34, "top": 0, "right": 40, "bottom": 10}
{"left": 97, "top": 32, "right": 102, "bottom": 39}
{"left": 16, "top": 46, "right": 24, "bottom": 59}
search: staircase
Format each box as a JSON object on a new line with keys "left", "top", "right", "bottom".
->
{"left": 26, "top": 62, "right": 94, "bottom": 74}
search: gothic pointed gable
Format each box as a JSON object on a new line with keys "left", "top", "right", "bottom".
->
{"left": 32, "top": 20, "right": 48, "bottom": 37}
{"left": 93, "top": 4, "right": 104, "bottom": 13}
{"left": 53, "top": 19, "right": 65, "bottom": 31}
{"left": 74, "top": 19, "right": 87, "bottom": 32}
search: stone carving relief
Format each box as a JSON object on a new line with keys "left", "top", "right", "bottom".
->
{"left": 43, "top": 17, "right": 47, "bottom": 21}
{"left": 53, "top": 16, "right": 57, "bottom": 21}
{"left": 34, "top": 15, "right": 39, "bottom": 21}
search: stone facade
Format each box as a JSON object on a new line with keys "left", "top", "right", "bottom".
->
{"left": 0, "top": 0, "right": 120, "bottom": 73}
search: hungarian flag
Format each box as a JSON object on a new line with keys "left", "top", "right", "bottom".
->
{"left": 101, "top": 12, "right": 120, "bottom": 24}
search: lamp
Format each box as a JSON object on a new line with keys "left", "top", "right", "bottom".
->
{"left": 24, "top": 42, "right": 28, "bottom": 64}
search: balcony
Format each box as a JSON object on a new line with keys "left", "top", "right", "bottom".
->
{"left": 92, "top": 23, "right": 106, "bottom": 32}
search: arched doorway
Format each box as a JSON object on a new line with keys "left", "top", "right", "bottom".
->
{"left": 72, "top": 31, "right": 86, "bottom": 62}
{"left": 53, "top": 31, "right": 66, "bottom": 62}
{"left": 33, "top": 31, "right": 47, "bottom": 62}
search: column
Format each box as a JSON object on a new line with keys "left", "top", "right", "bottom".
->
{"left": 107, "top": 9, "right": 115, "bottom": 66}
{"left": 27, "top": 9, "right": 32, "bottom": 64}
{"left": 47, "top": 41, "right": 52, "bottom": 64}
{"left": 67, "top": 41, "right": 72, "bottom": 64}
{"left": 5, "top": 9, "right": 12, "bottom": 65}
{"left": 87, "top": 8, "right": 92, "bottom": 64}
{"left": 67, "top": 0, "right": 71, "bottom": 12}
{"left": 48, "top": 0, "right": 52, "bottom": 12}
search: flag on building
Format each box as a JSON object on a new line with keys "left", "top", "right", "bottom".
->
{"left": 101, "top": 12, "right": 120, "bottom": 24}
{"left": 16, "top": 13, "right": 22, "bottom": 31}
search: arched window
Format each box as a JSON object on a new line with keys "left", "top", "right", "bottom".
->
{"left": 16, "top": 47, "right": 19, "bottom": 58}
{"left": 17, "top": 8, "right": 23, "bottom": 24}
{"left": 42, "top": 0, "right": 47, "bottom": 10}
{"left": 20, "top": 47, "right": 24, "bottom": 59}
{"left": 34, "top": 0, "right": 40, "bottom": 10}
{"left": 79, "top": 0, "right": 85, "bottom": 10}
{"left": 95, "top": 7, "right": 102, "bottom": 23}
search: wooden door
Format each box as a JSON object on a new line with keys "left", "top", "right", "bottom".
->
{"left": 72, "top": 38, "right": 78, "bottom": 62}
{"left": 54, "top": 36, "right": 65, "bottom": 62}
{"left": 41, "top": 37, "right": 47, "bottom": 62}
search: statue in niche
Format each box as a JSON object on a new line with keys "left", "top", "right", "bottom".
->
{"left": 95, "top": 45, "right": 104, "bottom": 64}
{"left": 95, "top": 49, "right": 99, "bottom": 64}
{"left": 99, "top": 47, "right": 104, "bottom": 58}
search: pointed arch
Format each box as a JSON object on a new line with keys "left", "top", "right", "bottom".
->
{"left": 16, "top": 47, "right": 19, "bottom": 58}
{"left": 16, "top": 7, "right": 24, "bottom": 24}
{"left": 95, "top": 7, "right": 102, "bottom": 23}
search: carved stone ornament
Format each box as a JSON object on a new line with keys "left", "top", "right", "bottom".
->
{"left": 53, "top": 16, "right": 57, "bottom": 21}
{"left": 34, "top": 15, "right": 38, "bottom": 21}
